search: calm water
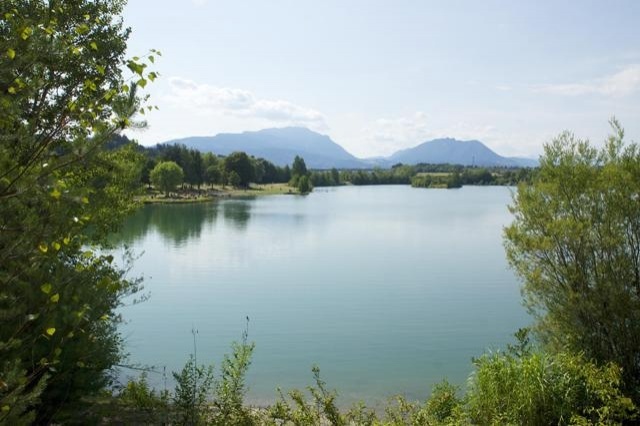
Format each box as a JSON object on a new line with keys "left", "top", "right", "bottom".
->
{"left": 114, "top": 185, "right": 530, "bottom": 407}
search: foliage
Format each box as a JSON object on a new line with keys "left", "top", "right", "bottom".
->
{"left": 150, "top": 160, "right": 184, "bottom": 195}
{"left": 224, "top": 152, "right": 255, "bottom": 188}
{"left": 268, "top": 366, "right": 353, "bottom": 426}
{"left": 467, "top": 345, "right": 635, "bottom": 424}
{"left": 291, "top": 155, "right": 308, "bottom": 178}
{"left": 173, "top": 355, "right": 215, "bottom": 426}
{"left": 228, "top": 170, "right": 242, "bottom": 188}
{"left": 296, "top": 175, "right": 312, "bottom": 194}
{"left": 0, "top": 0, "right": 156, "bottom": 422}
{"left": 210, "top": 328, "right": 256, "bottom": 426}
{"left": 411, "top": 173, "right": 462, "bottom": 189}
{"left": 119, "top": 372, "right": 169, "bottom": 423}
{"left": 504, "top": 119, "right": 640, "bottom": 401}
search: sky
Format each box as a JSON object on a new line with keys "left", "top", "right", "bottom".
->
{"left": 123, "top": 0, "right": 640, "bottom": 159}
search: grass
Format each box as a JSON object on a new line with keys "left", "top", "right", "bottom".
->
{"left": 139, "top": 183, "right": 298, "bottom": 204}
{"left": 415, "top": 172, "right": 452, "bottom": 177}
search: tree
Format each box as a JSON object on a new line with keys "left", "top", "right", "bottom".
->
{"left": 150, "top": 161, "right": 184, "bottom": 196}
{"left": 227, "top": 170, "right": 241, "bottom": 188}
{"left": 223, "top": 152, "right": 254, "bottom": 187}
{"left": 504, "top": 120, "right": 640, "bottom": 402}
{"left": 205, "top": 164, "right": 222, "bottom": 186}
{"left": 291, "top": 155, "right": 308, "bottom": 178}
{"left": 0, "top": 0, "right": 155, "bottom": 422}
{"left": 297, "top": 175, "right": 312, "bottom": 194}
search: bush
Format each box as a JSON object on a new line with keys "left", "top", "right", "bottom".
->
{"left": 467, "top": 345, "right": 636, "bottom": 425}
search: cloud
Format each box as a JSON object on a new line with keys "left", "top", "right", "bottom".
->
{"left": 534, "top": 64, "right": 640, "bottom": 97}
{"left": 164, "top": 77, "right": 327, "bottom": 130}
{"left": 362, "top": 112, "right": 431, "bottom": 153}
{"left": 359, "top": 112, "right": 501, "bottom": 156}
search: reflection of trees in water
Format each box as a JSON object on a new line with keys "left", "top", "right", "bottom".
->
{"left": 110, "top": 204, "right": 154, "bottom": 246}
{"left": 113, "top": 202, "right": 222, "bottom": 246}
{"left": 221, "top": 200, "right": 252, "bottom": 230}
{"left": 151, "top": 203, "right": 219, "bottom": 245}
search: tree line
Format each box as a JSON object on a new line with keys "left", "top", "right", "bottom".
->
{"left": 109, "top": 134, "right": 314, "bottom": 195}
{"left": 310, "top": 163, "right": 535, "bottom": 188}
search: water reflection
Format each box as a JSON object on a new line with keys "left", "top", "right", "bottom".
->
{"left": 221, "top": 199, "right": 252, "bottom": 230}
{"left": 114, "top": 200, "right": 254, "bottom": 246}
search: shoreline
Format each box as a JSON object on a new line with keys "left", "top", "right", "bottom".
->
{"left": 139, "top": 183, "right": 299, "bottom": 204}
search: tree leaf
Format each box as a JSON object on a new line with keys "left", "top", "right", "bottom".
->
{"left": 46, "top": 327, "right": 56, "bottom": 336}
{"left": 7, "top": 48, "right": 15, "bottom": 59}
{"left": 41, "top": 283, "right": 52, "bottom": 294}
{"left": 50, "top": 294, "right": 60, "bottom": 303}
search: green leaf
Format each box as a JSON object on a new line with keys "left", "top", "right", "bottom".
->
{"left": 52, "top": 241, "right": 61, "bottom": 251}
{"left": 50, "top": 188, "right": 61, "bottom": 199}
{"left": 50, "top": 294, "right": 60, "bottom": 303}
{"left": 137, "top": 78, "right": 147, "bottom": 88}
{"left": 41, "top": 283, "right": 52, "bottom": 294}
{"left": 46, "top": 327, "right": 56, "bottom": 336}
{"left": 38, "top": 243, "right": 48, "bottom": 253}
{"left": 20, "top": 26, "right": 33, "bottom": 40}
{"left": 7, "top": 48, "right": 15, "bottom": 59}
{"left": 148, "top": 55, "right": 154, "bottom": 63}
{"left": 7, "top": 86, "right": 16, "bottom": 94}
{"left": 90, "top": 41, "right": 97, "bottom": 50}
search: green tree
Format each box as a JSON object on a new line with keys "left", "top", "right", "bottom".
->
{"left": 297, "top": 175, "right": 312, "bottom": 194}
{"left": 505, "top": 120, "right": 640, "bottom": 402}
{"left": 0, "top": 0, "right": 155, "bottom": 422}
{"left": 227, "top": 170, "right": 241, "bottom": 188}
{"left": 150, "top": 161, "right": 184, "bottom": 196}
{"left": 291, "top": 155, "right": 308, "bottom": 178}
{"left": 205, "top": 164, "right": 222, "bottom": 186}
{"left": 223, "top": 152, "right": 254, "bottom": 187}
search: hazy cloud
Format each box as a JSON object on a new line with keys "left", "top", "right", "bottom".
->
{"left": 360, "top": 112, "right": 502, "bottom": 156}
{"left": 363, "top": 112, "right": 431, "bottom": 153}
{"left": 165, "top": 77, "right": 327, "bottom": 130}
{"left": 534, "top": 64, "right": 640, "bottom": 97}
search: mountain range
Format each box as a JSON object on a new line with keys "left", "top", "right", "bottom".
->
{"left": 162, "top": 127, "right": 538, "bottom": 169}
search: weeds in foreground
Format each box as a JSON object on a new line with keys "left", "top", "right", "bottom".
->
{"left": 116, "top": 329, "right": 636, "bottom": 425}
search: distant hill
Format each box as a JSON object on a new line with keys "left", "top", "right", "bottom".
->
{"left": 159, "top": 128, "right": 537, "bottom": 169}
{"left": 386, "top": 138, "right": 538, "bottom": 167}
{"left": 164, "top": 127, "right": 366, "bottom": 169}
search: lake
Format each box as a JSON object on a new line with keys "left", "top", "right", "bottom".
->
{"left": 114, "top": 185, "right": 530, "bottom": 408}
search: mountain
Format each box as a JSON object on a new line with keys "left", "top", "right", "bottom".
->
{"left": 387, "top": 138, "right": 538, "bottom": 167}
{"left": 160, "top": 128, "right": 538, "bottom": 169}
{"left": 164, "top": 127, "right": 366, "bottom": 169}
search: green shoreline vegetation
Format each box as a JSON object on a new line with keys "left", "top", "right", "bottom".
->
{"left": 1, "top": 1, "right": 639, "bottom": 424}
{"left": 112, "top": 131, "right": 535, "bottom": 201}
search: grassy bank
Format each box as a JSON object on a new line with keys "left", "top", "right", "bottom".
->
{"left": 139, "top": 183, "right": 299, "bottom": 204}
